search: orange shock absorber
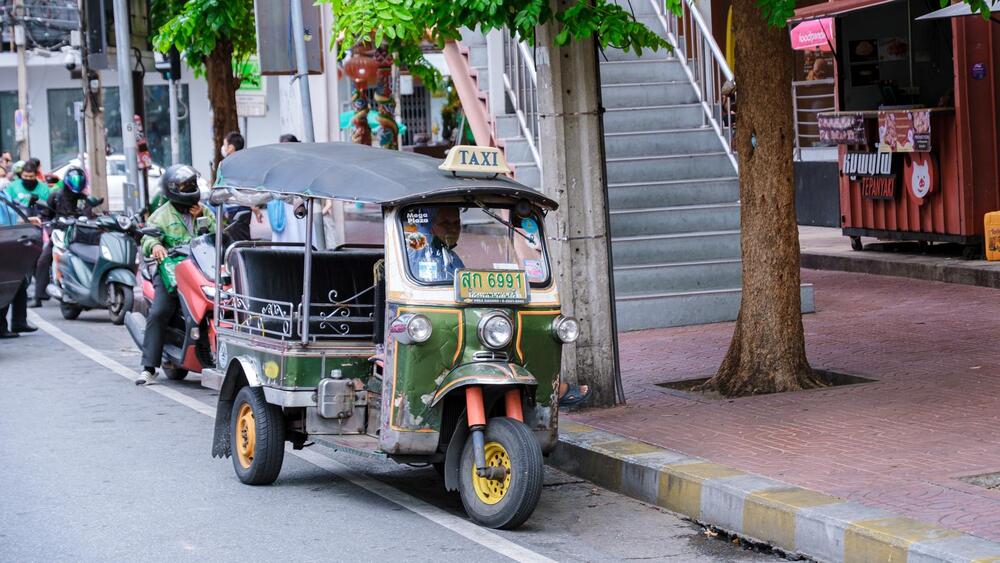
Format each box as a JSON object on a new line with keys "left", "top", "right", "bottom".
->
{"left": 504, "top": 388, "right": 523, "bottom": 422}
{"left": 465, "top": 386, "right": 486, "bottom": 427}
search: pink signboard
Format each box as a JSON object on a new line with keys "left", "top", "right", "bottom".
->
{"left": 790, "top": 18, "right": 834, "bottom": 52}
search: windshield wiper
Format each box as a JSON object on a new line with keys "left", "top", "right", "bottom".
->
{"left": 473, "top": 199, "right": 535, "bottom": 243}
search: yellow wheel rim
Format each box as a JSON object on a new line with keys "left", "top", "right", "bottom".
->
{"left": 235, "top": 403, "right": 256, "bottom": 469}
{"left": 471, "top": 441, "right": 511, "bottom": 505}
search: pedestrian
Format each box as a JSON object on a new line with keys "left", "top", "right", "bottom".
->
{"left": 6, "top": 160, "right": 50, "bottom": 211}
{"left": 0, "top": 151, "right": 11, "bottom": 177}
{"left": 0, "top": 191, "right": 38, "bottom": 336}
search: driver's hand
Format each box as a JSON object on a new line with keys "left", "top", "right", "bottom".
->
{"left": 189, "top": 204, "right": 203, "bottom": 218}
{"left": 151, "top": 244, "right": 168, "bottom": 262}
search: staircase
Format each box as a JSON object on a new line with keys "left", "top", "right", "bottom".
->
{"left": 454, "top": 8, "right": 813, "bottom": 331}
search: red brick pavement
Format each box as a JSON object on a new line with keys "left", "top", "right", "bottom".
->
{"left": 572, "top": 269, "right": 1000, "bottom": 540}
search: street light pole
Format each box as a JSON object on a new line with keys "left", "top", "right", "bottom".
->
{"left": 289, "top": 0, "right": 315, "bottom": 143}
{"left": 111, "top": 0, "right": 142, "bottom": 209}
{"left": 168, "top": 78, "right": 180, "bottom": 165}
{"left": 13, "top": 0, "right": 30, "bottom": 160}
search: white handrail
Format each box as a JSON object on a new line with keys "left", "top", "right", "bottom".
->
{"left": 500, "top": 33, "right": 543, "bottom": 172}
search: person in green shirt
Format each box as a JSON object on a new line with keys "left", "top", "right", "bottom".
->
{"left": 136, "top": 164, "right": 216, "bottom": 385}
{"left": 5, "top": 160, "right": 49, "bottom": 214}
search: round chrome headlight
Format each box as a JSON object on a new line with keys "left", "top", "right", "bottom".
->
{"left": 478, "top": 311, "right": 513, "bottom": 350}
{"left": 391, "top": 313, "right": 433, "bottom": 344}
{"left": 552, "top": 316, "right": 579, "bottom": 343}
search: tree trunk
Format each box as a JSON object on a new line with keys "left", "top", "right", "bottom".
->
{"left": 204, "top": 39, "right": 240, "bottom": 182}
{"left": 699, "top": 0, "right": 823, "bottom": 397}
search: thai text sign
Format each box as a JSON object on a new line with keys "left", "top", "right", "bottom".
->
{"left": 819, "top": 113, "right": 867, "bottom": 145}
{"left": 842, "top": 152, "right": 897, "bottom": 201}
{"left": 878, "top": 110, "right": 931, "bottom": 153}
{"left": 455, "top": 269, "right": 529, "bottom": 305}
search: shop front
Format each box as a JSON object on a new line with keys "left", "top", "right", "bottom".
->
{"left": 791, "top": 0, "right": 1000, "bottom": 255}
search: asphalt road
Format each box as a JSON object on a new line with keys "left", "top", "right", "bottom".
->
{"left": 0, "top": 302, "right": 781, "bottom": 563}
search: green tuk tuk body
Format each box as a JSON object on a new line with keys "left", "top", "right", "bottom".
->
{"left": 204, "top": 143, "right": 577, "bottom": 530}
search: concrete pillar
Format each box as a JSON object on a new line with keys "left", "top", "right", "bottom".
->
{"left": 485, "top": 29, "right": 506, "bottom": 117}
{"left": 535, "top": 13, "right": 622, "bottom": 407}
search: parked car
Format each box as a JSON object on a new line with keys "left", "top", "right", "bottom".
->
{"left": 53, "top": 156, "right": 209, "bottom": 211}
{"left": 0, "top": 197, "right": 43, "bottom": 309}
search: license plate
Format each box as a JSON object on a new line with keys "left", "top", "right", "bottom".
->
{"left": 454, "top": 269, "right": 529, "bottom": 305}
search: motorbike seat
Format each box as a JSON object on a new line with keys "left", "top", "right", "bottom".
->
{"left": 69, "top": 242, "right": 100, "bottom": 264}
{"left": 228, "top": 247, "right": 382, "bottom": 340}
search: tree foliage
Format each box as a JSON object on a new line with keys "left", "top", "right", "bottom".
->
{"left": 150, "top": 0, "right": 256, "bottom": 79}
{"left": 321, "top": 0, "right": 677, "bottom": 87}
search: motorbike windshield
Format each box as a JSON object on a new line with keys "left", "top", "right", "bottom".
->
{"left": 400, "top": 204, "right": 550, "bottom": 286}
{"left": 190, "top": 234, "right": 220, "bottom": 282}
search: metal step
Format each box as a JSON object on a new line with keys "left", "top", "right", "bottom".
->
{"left": 615, "top": 285, "right": 815, "bottom": 331}
{"left": 502, "top": 137, "right": 535, "bottom": 163}
{"left": 601, "top": 45, "right": 673, "bottom": 62}
{"left": 600, "top": 59, "right": 689, "bottom": 83}
{"left": 610, "top": 203, "right": 740, "bottom": 237}
{"left": 509, "top": 161, "right": 540, "bottom": 188}
{"left": 605, "top": 128, "right": 725, "bottom": 157}
{"left": 495, "top": 114, "right": 521, "bottom": 139}
{"left": 606, "top": 152, "right": 735, "bottom": 183}
{"left": 602, "top": 104, "right": 708, "bottom": 133}
{"left": 602, "top": 81, "right": 698, "bottom": 108}
{"left": 608, "top": 177, "right": 740, "bottom": 209}
{"left": 611, "top": 229, "right": 741, "bottom": 266}
{"left": 614, "top": 258, "right": 742, "bottom": 295}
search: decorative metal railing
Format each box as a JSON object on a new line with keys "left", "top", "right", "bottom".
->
{"left": 792, "top": 79, "right": 836, "bottom": 152}
{"left": 500, "top": 34, "right": 542, "bottom": 171}
{"left": 218, "top": 286, "right": 376, "bottom": 342}
{"left": 648, "top": 0, "right": 737, "bottom": 168}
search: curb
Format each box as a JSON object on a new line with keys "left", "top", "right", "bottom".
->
{"left": 549, "top": 421, "right": 1000, "bottom": 563}
{"left": 800, "top": 251, "right": 1000, "bottom": 289}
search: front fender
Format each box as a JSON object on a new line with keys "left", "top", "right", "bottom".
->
{"left": 430, "top": 362, "right": 537, "bottom": 407}
{"left": 104, "top": 267, "right": 136, "bottom": 287}
{"left": 212, "top": 355, "right": 262, "bottom": 459}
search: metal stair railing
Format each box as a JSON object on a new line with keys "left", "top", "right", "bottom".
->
{"left": 648, "top": 0, "right": 737, "bottom": 169}
{"left": 500, "top": 33, "right": 543, "bottom": 172}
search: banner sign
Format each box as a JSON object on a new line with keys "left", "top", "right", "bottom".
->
{"left": 819, "top": 113, "right": 867, "bottom": 145}
{"left": 841, "top": 152, "right": 897, "bottom": 201}
{"left": 790, "top": 18, "right": 834, "bottom": 51}
{"left": 235, "top": 57, "right": 267, "bottom": 117}
{"left": 878, "top": 110, "right": 931, "bottom": 153}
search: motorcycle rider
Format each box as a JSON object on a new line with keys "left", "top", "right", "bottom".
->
{"left": 136, "top": 164, "right": 216, "bottom": 385}
{"left": 32, "top": 167, "right": 102, "bottom": 308}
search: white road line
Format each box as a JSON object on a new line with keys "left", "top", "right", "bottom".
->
{"left": 28, "top": 311, "right": 556, "bottom": 563}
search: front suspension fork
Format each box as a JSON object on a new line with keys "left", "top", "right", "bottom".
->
{"left": 465, "top": 386, "right": 523, "bottom": 481}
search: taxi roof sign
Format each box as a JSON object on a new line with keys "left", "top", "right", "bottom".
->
{"left": 439, "top": 145, "right": 512, "bottom": 176}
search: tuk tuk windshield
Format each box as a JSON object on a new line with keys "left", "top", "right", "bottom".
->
{"left": 401, "top": 204, "right": 549, "bottom": 286}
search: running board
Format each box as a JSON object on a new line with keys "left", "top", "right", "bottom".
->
{"left": 313, "top": 434, "right": 387, "bottom": 459}
{"left": 201, "top": 368, "right": 223, "bottom": 391}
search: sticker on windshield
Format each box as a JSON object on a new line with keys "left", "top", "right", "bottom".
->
{"left": 406, "top": 232, "right": 427, "bottom": 251}
{"left": 524, "top": 259, "right": 545, "bottom": 281}
{"left": 419, "top": 260, "right": 439, "bottom": 280}
{"left": 406, "top": 210, "right": 429, "bottom": 224}
{"left": 521, "top": 218, "right": 539, "bottom": 234}
{"left": 493, "top": 263, "right": 518, "bottom": 270}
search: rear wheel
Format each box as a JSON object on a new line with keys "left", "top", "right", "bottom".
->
{"left": 163, "top": 367, "right": 189, "bottom": 381}
{"left": 230, "top": 386, "right": 285, "bottom": 485}
{"left": 107, "top": 283, "right": 133, "bottom": 326}
{"left": 458, "top": 417, "right": 543, "bottom": 529}
{"left": 60, "top": 301, "right": 82, "bottom": 320}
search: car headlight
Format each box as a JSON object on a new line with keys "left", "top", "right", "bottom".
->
{"left": 391, "top": 313, "right": 433, "bottom": 344}
{"left": 552, "top": 316, "right": 579, "bottom": 343}
{"left": 478, "top": 311, "right": 513, "bottom": 350}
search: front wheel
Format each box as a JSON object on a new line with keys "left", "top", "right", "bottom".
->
{"left": 230, "top": 386, "right": 285, "bottom": 485}
{"left": 107, "top": 282, "right": 133, "bottom": 326}
{"left": 60, "top": 301, "right": 82, "bottom": 320}
{"left": 458, "top": 417, "right": 543, "bottom": 530}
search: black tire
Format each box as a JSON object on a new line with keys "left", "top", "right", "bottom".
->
{"left": 107, "top": 283, "right": 133, "bottom": 326}
{"left": 230, "top": 386, "right": 285, "bottom": 485}
{"left": 458, "top": 417, "right": 543, "bottom": 530}
{"left": 850, "top": 236, "right": 864, "bottom": 251}
{"left": 60, "top": 301, "right": 82, "bottom": 320}
{"left": 163, "top": 367, "right": 189, "bottom": 381}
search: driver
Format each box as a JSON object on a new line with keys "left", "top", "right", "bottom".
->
{"left": 136, "top": 165, "right": 216, "bottom": 386}
{"left": 407, "top": 206, "right": 465, "bottom": 282}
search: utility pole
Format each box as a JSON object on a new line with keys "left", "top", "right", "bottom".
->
{"left": 535, "top": 5, "right": 623, "bottom": 407}
{"left": 168, "top": 78, "right": 180, "bottom": 165}
{"left": 289, "top": 0, "right": 315, "bottom": 142}
{"left": 13, "top": 0, "right": 30, "bottom": 160}
{"left": 111, "top": 0, "right": 141, "bottom": 209}
{"left": 79, "top": 0, "right": 107, "bottom": 208}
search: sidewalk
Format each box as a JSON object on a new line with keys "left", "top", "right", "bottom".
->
{"left": 568, "top": 268, "right": 1000, "bottom": 544}
{"left": 800, "top": 225, "right": 1000, "bottom": 288}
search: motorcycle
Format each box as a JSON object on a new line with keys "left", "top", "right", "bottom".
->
{"left": 125, "top": 228, "right": 225, "bottom": 381}
{"left": 47, "top": 213, "right": 141, "bottom": 324}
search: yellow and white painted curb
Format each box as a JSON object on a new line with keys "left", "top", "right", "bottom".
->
{"left": 550, "top": 421, "right": 1000, "bottom": 563}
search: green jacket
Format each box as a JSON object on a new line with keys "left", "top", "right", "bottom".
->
{"left": 5, "top": 178, "right": 51, "bottom": 211}
{"left": 141, "top": 202, "right": 217, "bottom": 258}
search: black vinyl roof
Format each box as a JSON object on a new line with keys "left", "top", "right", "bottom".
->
{"left": 214, "top": 142, "right": 557, "bottom": 209}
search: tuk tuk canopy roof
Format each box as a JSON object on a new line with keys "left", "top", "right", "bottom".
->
{"left": 214, "top": 142, "right": 557, "bottom": 210}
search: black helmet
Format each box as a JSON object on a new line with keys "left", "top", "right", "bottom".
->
{"left": 160, "top": 164, "right": 201, "bottom": 207}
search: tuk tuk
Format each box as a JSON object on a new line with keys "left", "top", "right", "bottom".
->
{"left": 203, "top": 142, "right": 579, "bottom": 530}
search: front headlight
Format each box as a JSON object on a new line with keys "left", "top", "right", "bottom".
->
{"left": 116, "top": 214, "right": 131, "bottom": 230}
{"left": 552, "top": 316, "right": 579, "bottom": 343}
{"left": 391, "top": 313, "right": 433, "bottom": 344}
{"left": 478, "top": 311, "right": 513, "bottom": 350}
